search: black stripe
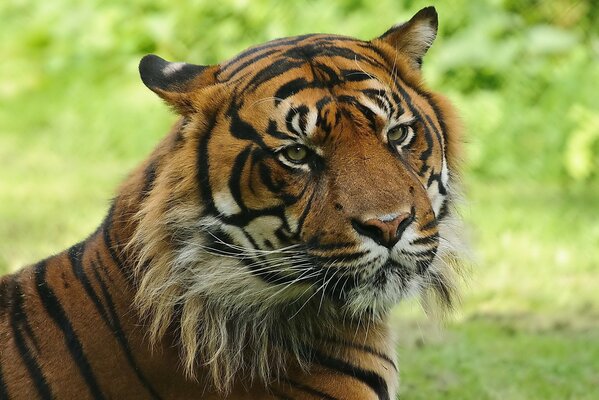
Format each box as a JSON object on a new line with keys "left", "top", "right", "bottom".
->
{"left": 316, "top": 336, "right": 397, "bottom": 371}
{"left": 425, "top": 114, "right": 443, "bottom": 156}
{"left": 297, "top": 106, "right": 309, "bottom": 135}
{"left": 356, "top": 42, "right": 396, "bottom": 71}
{"left": 402, "top": 79, "right": 449, "bottom": 150}
{"left": 305, "top": 240, "right": 356, "bottom": 251}
{"left": 309, "top": 349, "right": 390, "bottom": 400}
{"left": 280, "top": 177, "right": 311, "bottom": 208}
{"left": 313, "top": 62, "right": 342, "bottom": 86}
{"left": 399, "top": 249, "right": 436, "bottom": 259}
{"left": 218, "top": 204, "right": 287, "bottom": 228}
{"left": 285, "top": 105, "right": 310, "bottom": 136}
{"left": 427, "top": 172, "right": 447, "bottom": 196}
{"left": 417, "top": 259, "right": 434, "bottom": 274}
{"left": 228, "top": 99, "right": 269, "bottom": 148}
{"left": 316, "top": 96, "right": 333, "bottom": 113}
{"left": 429, "top": 270, "right": 452, "bottom": 304}
{"left": 69, "top": 243, "right": 112, "bottom": 327}
{"left": 286, "top": 44, "right": 388, "bottom": 72}
{"left": 390, "top": 92, "right": 404, "bottom": 119}
{"left": 437, "top": 199, "right": 449, "bottom": 220}
{"left": 0, "top": 362, "right": 9, "bottom": 400}
{"left": 387, "top": 76, "right": 435, "bottom": 175}
{"left": 259, "top": 162, "right": 284, "bottom": 193}
{"left": 228, "top": 145, "right": 253, "bottom": 212}
{"left": 196, "top": 111, "right": 219, "bottom": 216}
{"left": 247, "top": 149, "right": 259, "bottom": 197}
{"left": 141, "top": 160, "right": 158, "bottom": 200}
{"left": 292, "top": 186, "right": 316, "bottom": 239}
{"left": 243, "top": 258, "right": 299, "bottom": 286}
{"left": 410, "top": 232, "right": 439, "bottom": 246}
{"left": 283, "top": 378, "right": 338, "bottom": 400}
{"left": 266, "top": 119, "right": 296, "bottom": 140}
{"left": 361, "top": 89, "right": 395, "bottom": 117}
{"left": 338, "top": 95, "right": 378, "bottom": 133}
{"left": 220, "top": 48, "right": 280, "bottom": 80}
{"left": 34, "top": 261, "right": 106, "bottom": 400}
{"left": 421, "top": 218, "right": 438, "bottom": 231}
{"left": 274, "top": 78, "right": 309, "bottom": 105}
{"left": 417, "top": 116, "right": 438, "bottom": 175}
{"left": 91, "top": 255, "right": 162, "bottom": 400}
{"left": 245, "top": 58, "right": 305, "bottom": 92}
{"left": 385, "top": 58, "right": 449, "bottom": 173}
{"left": 9, "top": 277, "right": 53, "bottom": 400}
{"left": 341, "top": 69, "right": 375, "bottom": 82}
{"left": 69, "top": 244, "right": 161, "bottom": 398}
{"left": 220, "top": 34, "right": 313, "bottom": 79}
{"left": 308, "top": 250, "right": 369, "bottom": 263}
{"left": 270, "top": 389, "right": 294, "bottom": 400}
{"left": 0, "top": 278, "right": 10, "bottom": 313}
{"left": 102, "top": 203, "right": 130, "bottom": 280}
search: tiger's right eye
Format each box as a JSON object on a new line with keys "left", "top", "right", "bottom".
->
{"left": 387, "top": 125, "right": 409, "bottom": 143}
{"left": 282, "top": 145, "right": 309, "bottom": 164}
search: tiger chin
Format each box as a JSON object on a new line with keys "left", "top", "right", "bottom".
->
{"left": 0, "top": 6, "right": 466, "bottom": 400}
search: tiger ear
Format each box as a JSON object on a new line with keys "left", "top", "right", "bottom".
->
{"left": 139, "top": 54, "right": 216, "bottom": 115}
{"left": 376, "top": 6, "right": 438, "bottom": 69}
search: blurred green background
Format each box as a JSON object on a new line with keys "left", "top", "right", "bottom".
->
{"left": 1, "top": 0, "right": 598, "bottom": 398}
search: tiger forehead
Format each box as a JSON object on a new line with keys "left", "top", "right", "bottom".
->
{"left": 217, "top": 33, "right": 388, "bottom": 84}
{"left": 220, "top": 34, "right": 416, "bottom": 142}
{"left": 271, "top": 86, "right": 393, "bottom": 141}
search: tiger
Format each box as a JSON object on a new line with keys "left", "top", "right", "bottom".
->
{"left": 0, "top": 6, "right": 465, "bottom": 400}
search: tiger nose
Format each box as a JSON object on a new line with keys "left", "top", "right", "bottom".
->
{"left": 352, "top": 212, "right": 414, "bottom": 249}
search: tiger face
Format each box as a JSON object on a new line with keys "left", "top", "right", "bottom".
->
{"left": 136, "top": 7, "right": 461, "bottom": 322}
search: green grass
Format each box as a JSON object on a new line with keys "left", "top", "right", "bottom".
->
{"left": 395, "top": 317, "right": 599, "bottom": 400}
{"left": 1, "top": 0, "right": 598, "bottom": 398}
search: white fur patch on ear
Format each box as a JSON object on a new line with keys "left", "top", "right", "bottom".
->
{"left": 376, "top": 6, "right": 439, "bottom": 69}
{"left": 411, "top": 20, "right": 437, "bottom": 50}
{"left": 138, "top": 54, "right": 216, "bottom": 115}
{"left": 162, "top": 62, "right": 187, "bottom": 76}
{"left": 139, "top": 54, "right": 208, "bottom": 92}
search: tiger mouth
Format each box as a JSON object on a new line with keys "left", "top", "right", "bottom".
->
{"left": 254, "top": 250, "right": 436, "bottom": 304}
{"left": 201, "top": 226, "right": 437, "bottom": 304}
{"left": 316, "top": 258, "right": 429, "bottom": 297}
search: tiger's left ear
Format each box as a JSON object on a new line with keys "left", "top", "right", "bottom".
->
{"left": 376, "top": 6, "right": 438, "bottom": 69}
{"left": 139, "top": 54, "right": 217, "bottom": 115}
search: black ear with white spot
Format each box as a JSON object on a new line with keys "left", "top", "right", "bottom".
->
{"left": 139, "top": 54, "right": 215, "bottom": 114}
{"left": 376, "top": 6, "right": 438, "bottom": 69}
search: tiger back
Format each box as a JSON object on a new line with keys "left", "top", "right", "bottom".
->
{"left": 0, "top": 7, "right": 465, "bottom": 400}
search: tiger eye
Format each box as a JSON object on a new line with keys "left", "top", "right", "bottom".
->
{"left": 284, "top": 145, "right": 309, "bottom": 163}
{"left": 387, "top": 125, "right": 408, "bottom": 143}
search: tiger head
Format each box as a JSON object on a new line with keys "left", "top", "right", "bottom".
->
{"left": 131, "top": 6, "right": 464, "bottom": 388}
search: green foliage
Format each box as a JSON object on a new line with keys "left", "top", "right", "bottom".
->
{"left": 564, "top": 105, "right": 599, "bottom": 180}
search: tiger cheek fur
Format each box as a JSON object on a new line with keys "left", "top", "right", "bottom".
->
{"left": 0, "top": 6, "right": 466, "bottom": 400}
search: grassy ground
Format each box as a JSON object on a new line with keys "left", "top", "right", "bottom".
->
{"left": 1, "top": 0, "right": 598, "bottom": 398}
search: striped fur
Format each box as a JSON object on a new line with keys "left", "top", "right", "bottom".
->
{"left": 0, "top": 7, "right": 466, "bottom": 399}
